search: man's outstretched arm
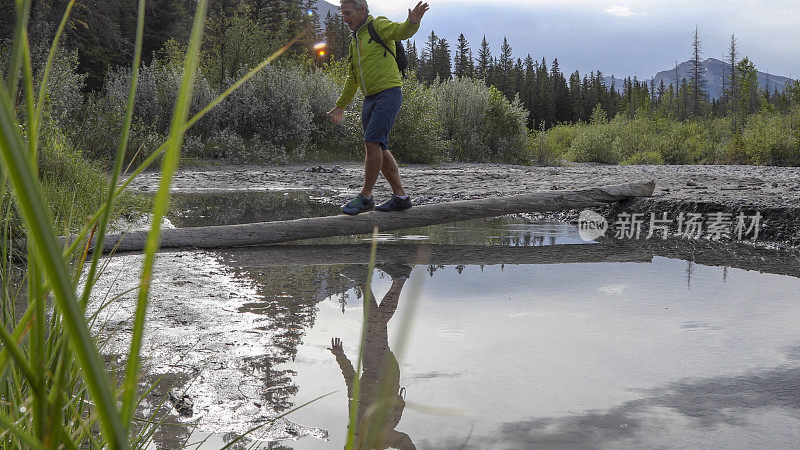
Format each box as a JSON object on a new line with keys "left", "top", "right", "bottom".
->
{"left": 328, "top": 69, "right": 358, "bottom": 122}
{"left": 374, "top": 2, "right": 429, "bottom": 41}
{"left": 328, "top": 337, "right": 357, "bottom": 397}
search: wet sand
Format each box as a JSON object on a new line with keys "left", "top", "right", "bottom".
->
{"left": 128, "top": 163, "right": 800, "bottom": 247}
{"left": 90, "top": 173, "right": 800, "bottom": 447}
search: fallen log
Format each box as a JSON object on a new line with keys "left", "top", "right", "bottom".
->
{"left": 82, "top": 181, "right": 655, "bottom": 253}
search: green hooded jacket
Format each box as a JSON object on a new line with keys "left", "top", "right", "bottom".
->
{"left": 335, "top": 15, "right": 420, "bottom": 109}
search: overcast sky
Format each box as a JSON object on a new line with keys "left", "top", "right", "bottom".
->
{"left": 327, "top": 0, "right": 799, "bottom": 79}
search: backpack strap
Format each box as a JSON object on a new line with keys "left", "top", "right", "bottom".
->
{"left": 367, "top": 19, "right": 396, "bottom": 60}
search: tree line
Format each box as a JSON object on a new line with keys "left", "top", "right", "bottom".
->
{"left": 322, "top": 15, "right": 800, "bottom": 129}
{"left": 0, "top": 0, "right": 322, "bottom": 90}
{"left": 4, "top": 1, "right": 798, "bottom": 130}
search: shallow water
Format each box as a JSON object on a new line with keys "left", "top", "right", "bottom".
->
{"left": 91, "top": 191, "right": 800, "bottom": 448}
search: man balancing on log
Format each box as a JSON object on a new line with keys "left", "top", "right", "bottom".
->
{"left": 327, "top": 0, "right": 429, "bottom": 215}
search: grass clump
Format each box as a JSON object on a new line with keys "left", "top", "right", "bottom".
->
{"left": 1, "top": 0, "right": 325, "bottom": 447}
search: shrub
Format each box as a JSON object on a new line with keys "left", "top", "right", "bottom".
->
{"left": 301, "top": 67, "right": 357, "bottom": 159}
{"left": 568, "top": 125, "right": 620, "bottom": 164}
{"left": 38, "top": 49, "right": 86, "bottom": 130}
{"left": 543, "top": 124, "right": 581, "bottom": 156}
{"left": 660, "top": 121, "right": 710, "bottom": 164}
{"left": 741, "top": 112, "right": 800, "bottom": 166}
{"left": 387, "top": 75, "right": 449, "bottom": 163}
{"left": 38, "top": 122, "right": 112, "bottom": 229}
{"left": 430, "top": 78, "right": 529, "bottom": 163}
{"left": 622, "top": 150, "right": 665, "bottom": 165}
{"left": 527, "top": 130, "right": 563, "bottom": 166}
{"left": 76, "top": 58, "right": 216, "bottom": 164}
{"left": 483, "top": 88, "right": 530, "bottom": 163}
{"left": 433, "top": 77, "right": 490, "bottom": 161}
{"left": 610, "top": 117, "right": 660, "bottom": 160}
{"left": 221, "top": 64, "right": 313, "bottom": 159}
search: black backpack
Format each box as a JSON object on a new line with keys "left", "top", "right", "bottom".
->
{"left": 366, "top": 19, "right": 408, "bottom": 77}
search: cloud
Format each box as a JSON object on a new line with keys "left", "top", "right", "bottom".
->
{"left": 599, "top": 283, "right": 627, "bottom": 295}
{"left": 604, "top": 5, "right": 637, "bottom": 17}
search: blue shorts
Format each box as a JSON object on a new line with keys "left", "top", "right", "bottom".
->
{"left": 362, "top": 86, "right": 402, "bottom": 151}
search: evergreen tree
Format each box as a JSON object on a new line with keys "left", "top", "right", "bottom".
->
{"left": 679, "top": 77, "right": 690, "bottom": 120}
{"left": 657, "top": 79, "right": 666, "bottom": 105}
{"left": 568, "top": 70, "right": 583, "bottom": 122}
{"left": 435, "top": 37, "right": 452, "bottom": 80}
{"left": 420, "top": 30, "right": 439, "bottom": 82}
{"left": 405, "top": 40, "right": 419, "bottom": 73}
{"left": 476, "top": 35, "right": 492, "bottom": 81}
{"left": 522, "top": 55, "right": 538, "bottom": 127}
{"left": 497, "top": 37, "right": 514, "bottom": 97}
{"left": 454, "top": 33, "right": 471, "bottom": 78}
{"left": 550, "top": 58, "right": 570, "bottom": 124}
{"left": 690, "top": 26, "right": 707, "bottom": 117}
{"left": 536, "top": 57, "right": 554, "bottom": 128}
{"left": 513, "top": 58, "right": 524, "bottom": 103}
{"left": 723, "top": 34, "right": 739, "bottom": 120}
{"left": 302, "top": 0, "right": 321, "bottom": 40}
{"left": 736, "top": 57, "right": 760, "bottom": 115}
{"left": 324, "top": 10, "right": 349, "bottom": 60}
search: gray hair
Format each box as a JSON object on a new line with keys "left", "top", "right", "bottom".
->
{"left": 340, "top": 0, "right": 369, "bottom": 13}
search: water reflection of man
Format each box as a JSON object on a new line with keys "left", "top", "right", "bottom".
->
{"left": 328, "top": 266, "right": 415, "bottom": 449}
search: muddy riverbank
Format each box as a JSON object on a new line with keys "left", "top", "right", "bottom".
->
{"left": 128, "top": 163, "right": 800, "bottom": 247}
{"left": 89, "top": 172, "right": 800, "bottom": 447}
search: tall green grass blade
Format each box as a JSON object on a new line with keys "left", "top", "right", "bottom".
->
{"left": 0, "top": 318, "right": 38, "bottom": 388}
{"left": 21, "top": 30, "right": 36, "bottom": 163}
{"left": 22, "top": 23, "right": 50, "bottom": 444}
{"left": 0, "top": 303, "right": 35, "bottom": 374}
{"left": 0, "top": 411, "right": 44, "bottom": 450}
{"left": 46, "top": 339, "right": 71, "bottom": 450}
{"left": 5, "top": 0, "right": 31, "bottom": 97}
{"left": 80, "top": 0, "right": 145, "bottom": 309}
{"left": 119, "top": 0, "right": 209, "bottom": 429}
{"left": 0, "top": 73, "right": 127, "bottom": 450}
{"left": 33, "top": 0, "right": 76, "bottom": 132}
{"left": 345, "top": 227, "right": 379, "bottom": 450}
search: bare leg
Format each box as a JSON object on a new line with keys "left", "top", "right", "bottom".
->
{"left": 361, "top": 142, "right": 383, "bottom": 198}
{"left": 380, "top": 150, "right": 406, "bottom": 197}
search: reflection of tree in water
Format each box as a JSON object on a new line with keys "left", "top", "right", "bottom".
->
{"left": 230, "top": 264, "right": 368, "bottom": 413}
{"left": 329, "top": 266, "right": 416, "bottom": 449}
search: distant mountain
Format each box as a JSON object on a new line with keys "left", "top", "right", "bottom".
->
{"left": 602, "top": 58, "right": 794, "bottom": 100}
{"left": 312, "top": 0, "right": 339, "bottom": 26}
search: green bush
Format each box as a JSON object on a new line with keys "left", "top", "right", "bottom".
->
{"left": 433, "top": 77, "right": 491, "bottom": 161}
{"left": 622, "top": 150, "right": 665, "bottom": 165}
{"left": 740, "top": 112, "right": 800, "bottom": 166}
{"left": 432, "top": 78, "right": 529, "bottom": 163}
{"left": 659, "top": 121, "right": 710, "bottom": 164}
{"left": 483, "top": 88, "right": 530, "bottom": 163}
{"left": 528, "top": 131, "right": 563, "bottom": 166}
{"left": 387, "top": 75, "right": 449, "bottom": 164}
{"left": 543, "top": 124, "right": 581, "bottom": 155}
{"left": 568, "top": 124, "right": 620, "bottom": 163}
{"left": 37, "top": 49, "right": 86, "bottom": 130}
{"left": 37, "top": 122, "right": 140, "bottom": 230}
{"left": 609, "top": 116, "right": 662, "bottom": 159}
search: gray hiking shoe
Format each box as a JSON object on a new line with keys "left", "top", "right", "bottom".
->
{"left": 341, "top": 194, "right": 374, "bottom": 215}
{"left": 375, "top": 195, "right": 412, "bottom": 212}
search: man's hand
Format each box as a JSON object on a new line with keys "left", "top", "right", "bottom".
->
{"left": 408, "top": 1, "right": 429, "bottom": 25}
{"left": 328, "top": 337, "right": 344, "bottom": 353}
{"left": 327, "top": 106, "right": 345, "bottom": 124}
